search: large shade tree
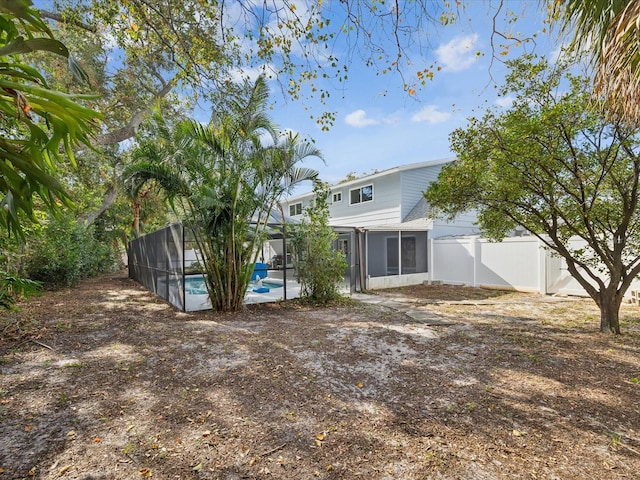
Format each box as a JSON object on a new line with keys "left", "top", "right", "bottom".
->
{"left": 37, "top": 0, "right": 548, "bottom": 233}
{"left": 425, "top": 55, "right": 640, "bottom": 334}
{"left": 0, "top": 0, "right": 98, "bottom": 237}
{"left": 124, "top": 75, "right": 321, "bottom": 311}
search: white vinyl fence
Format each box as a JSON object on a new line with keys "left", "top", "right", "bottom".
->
{"left": 429, "top": 235, "right": 640, "bottom": 298}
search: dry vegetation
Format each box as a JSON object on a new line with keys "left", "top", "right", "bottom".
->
{"left": 1, "top": 274, "right": 640, "bottom": 479}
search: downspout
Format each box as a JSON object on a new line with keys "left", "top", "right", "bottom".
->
{"left": 358, "top": 228, "right": 367, "bottom": 291}
{"left": 398, "top": 230, "right": 402, "bottom": 276}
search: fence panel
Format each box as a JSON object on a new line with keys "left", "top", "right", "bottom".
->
{"left": 431, "top": 238, "right": 475, "bottom": 285}
{"left": 128, "top": 223, "right": 184, "bottom": 310}
{"left": 431, "top": 236, "right": 542, "bottom": 292}
{"left": 476, "top": 238, "right": 541, "bottom": 291}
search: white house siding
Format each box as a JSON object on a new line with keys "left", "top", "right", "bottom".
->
{"left": 399, "top": 164, "right": 446, "bottom": 219}
{"left": 430, "top": 211, "right": 480, "bottom": 238}
{"left": 329, "top": 206, "right": 401, "bottom": 228}
{"left": 328, "top": 172, "right": 402, "bottom": 226}
{"left": 283, "top": 194, "right": 313, "bottom": 221}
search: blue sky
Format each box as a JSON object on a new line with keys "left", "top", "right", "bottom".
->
{"left": 256, "top": 0, "right": 557, "bottom": 190}
{"left": 36, "top": 0, "right": 556, "bottom": 191}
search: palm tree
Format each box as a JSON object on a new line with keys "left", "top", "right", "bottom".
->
{"left": 124, "top": 75, "right": 321, "bottom": 311}
{"left": 552, "top": 0, "right": 640, "bottom": 124}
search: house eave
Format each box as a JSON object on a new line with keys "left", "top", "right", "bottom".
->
{"left": 283, "top": 157, "right": 457, "bottom": 203}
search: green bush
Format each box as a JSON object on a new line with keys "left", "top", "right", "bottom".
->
{"left": 289, "top": 180, "right": 347, "bottom": 303}
{"left": 24, "top": 215, "right": 117, "bottom": 288}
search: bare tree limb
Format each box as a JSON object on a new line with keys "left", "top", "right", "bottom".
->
{"left": 78, "top": 183, "right": 118, "bottom": 226}
{"left": 94, "top": 78, "right": 175, "bottom": 146}
{"left": 38, "top": 10, "right": 97, "bottom": 33}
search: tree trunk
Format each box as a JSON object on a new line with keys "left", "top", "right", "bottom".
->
{"left": 78, "top": 184, "right": 118, "bottom": 226}
{"left": 597, "top": 291, "right": 622, "bottom": 334}
{"left": 132, "top": 199, "right": 141, "bottom": 236}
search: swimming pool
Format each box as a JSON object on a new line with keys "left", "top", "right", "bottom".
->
{"left": 184, "top": 275, "right": 283, "bottom": 295}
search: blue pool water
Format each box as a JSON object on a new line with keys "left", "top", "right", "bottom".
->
{"left": 184, "top": 276, "right": 282, "bottom": 295}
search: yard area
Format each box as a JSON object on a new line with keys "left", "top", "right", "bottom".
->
{"left": 1, "top": 273, "right": 640, "bottom": 479}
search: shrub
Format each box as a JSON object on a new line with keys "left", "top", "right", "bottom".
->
{"left": 24, "top": 214, "right": 117, "bottom": 288}
{"left": 289, "top": 180, "right": 347, "bottom": 303}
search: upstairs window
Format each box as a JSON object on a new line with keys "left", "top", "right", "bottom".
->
{"left": 289, "top": 202, "right": 302, "bottom": 216}
{"left": 332, "top": 192, "right": 342, "bottom": 203}
{"left": 349, "top": 185, "right": 373, "bottom": 205}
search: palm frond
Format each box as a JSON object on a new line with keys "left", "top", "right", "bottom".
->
{"left": 553, "top": 0, "right": 640, "bottom": 124}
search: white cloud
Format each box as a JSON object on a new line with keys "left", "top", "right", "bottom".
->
{"left": 411, "top": 105, "right": 451, "bottom": 124}
{"left": 344, "top": 109, "right": 381, "bottom": 128}
{"left": 495, "top": 95, "right": 515, "bottom": 108}
{"left": 435, "top": 34, "right": 480, "bottom": 72}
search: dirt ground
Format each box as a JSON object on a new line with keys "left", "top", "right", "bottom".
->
{"left": 1, "top": 273, "right": 640, "bottom": 479}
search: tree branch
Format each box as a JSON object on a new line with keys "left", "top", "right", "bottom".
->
{"left": 78, "top": 183, "right": 118, "bottom": 226}
{"left": 94, "top": 78, "right": 175, "bottom": 146}
{"left": 38, "top": 10, "right": 97, "bottom": 33}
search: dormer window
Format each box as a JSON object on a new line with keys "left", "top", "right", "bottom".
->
{"left": 349, "top": 185, "right": 373, "bottom": 205}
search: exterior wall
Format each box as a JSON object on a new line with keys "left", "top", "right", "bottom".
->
{"left": 367, "top": 272, "right": 430, "bottom": 289}
{"left": 399, "top": 164, "right": 445, "bottom": 219}
{"left": 282, "top": 160, "right": 459, "bottom": 229}
{"left": 283, "top": 194, "right": 314, "bottom": 221}
{"left": 328, "top": 172, "right": 402, "bottom": 227}
{"left": 430, "top": 211, "right": 479, "bottom": 238}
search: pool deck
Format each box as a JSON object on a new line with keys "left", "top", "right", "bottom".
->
{"left": 184, "top": 269, "right": 349, "bottom": 311}
{"left": 184, "top": 270, "right": 302, "bottom": 311}
{"left": 244, "top": 278, "right": 301, "bottom": 305}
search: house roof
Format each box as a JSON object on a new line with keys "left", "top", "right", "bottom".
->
{"left": 284, "top": 157, "right": 456, "bottom": 203}
{"left": 403, "top": 196, "right": 430, "bottom": 223}
{"left": 359, "top": 217, "right": 434, "bottom": 232}
{"left": 355, "top": 197, "right": 434, "bottom": 231}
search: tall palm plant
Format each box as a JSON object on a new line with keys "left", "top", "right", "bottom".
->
{"left": 552, "top": 0, "right": 640, "bottom": 124}
{"left": 124, "top": 76, "right": 321, "bottom": 311}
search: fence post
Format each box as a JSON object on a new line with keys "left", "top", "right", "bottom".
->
{"left": 472, "top": 236, "right": 480, "bottom": 287}
{"left": 538, "top": 238, "right": 547, "bottom": 294}
{"left": 428, "top": 237, "right": 433, "bottom": 283}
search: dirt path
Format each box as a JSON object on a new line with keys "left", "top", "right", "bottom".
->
{"left": 1, "top": 273, "right": 640, "bottom": 479}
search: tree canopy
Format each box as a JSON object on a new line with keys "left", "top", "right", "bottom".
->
{"left": 425, "top": 55, "right": 640, "bottom": 334}
{"left": 0, "top": 0, "right": 99, "bottom": 237}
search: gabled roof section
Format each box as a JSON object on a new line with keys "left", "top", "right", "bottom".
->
{"left": 403, "top": 196, "right": 430, "bottom": 223}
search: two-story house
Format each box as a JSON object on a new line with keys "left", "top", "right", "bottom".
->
{"left": 280, "top": 159, "right": 478, "bottom": 290}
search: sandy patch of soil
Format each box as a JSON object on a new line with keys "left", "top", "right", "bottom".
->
{"left": 1, "top": 275, "right": 639, "bottom": 479}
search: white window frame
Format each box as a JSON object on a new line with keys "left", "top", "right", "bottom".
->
{"left": 349, "top": 184, "right": 374, "bottom": 205}
{"left": 289, "top": 202, "right": 302, "bottom": 216}
{"left": 332, "top": 191, "right": 342, "bottom": 204}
